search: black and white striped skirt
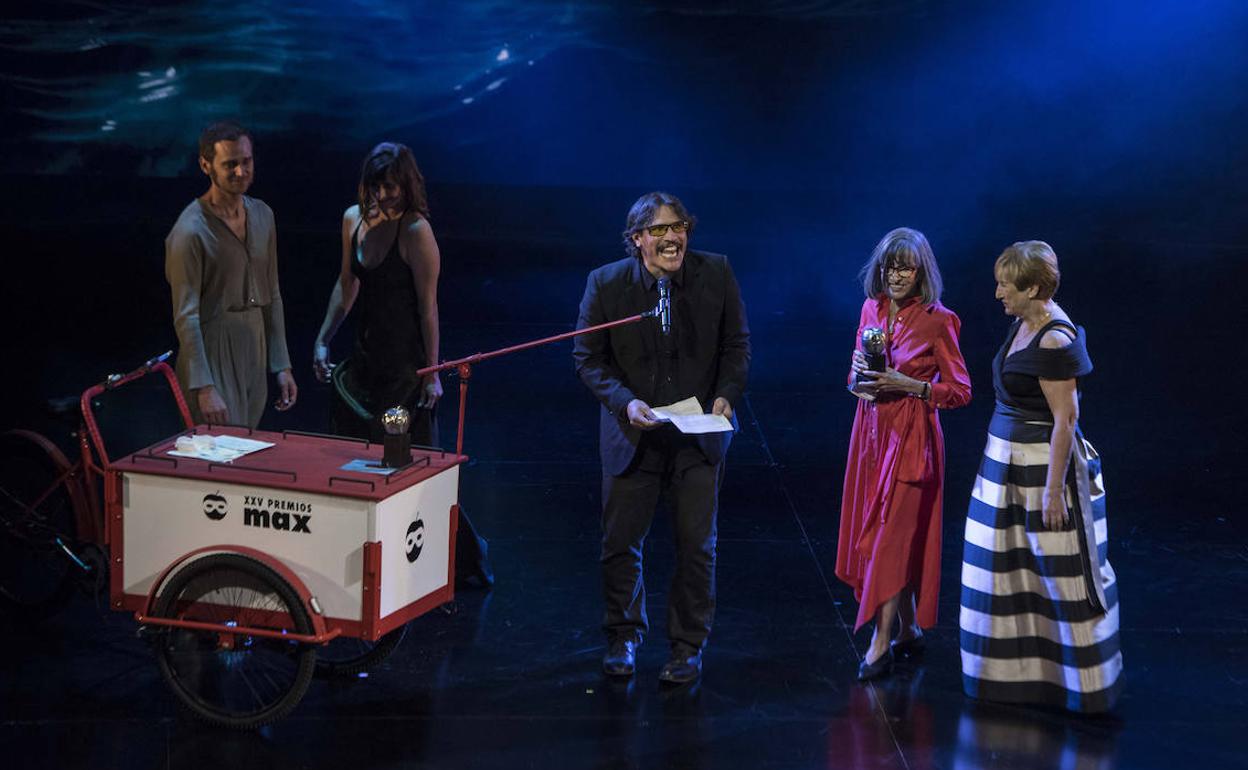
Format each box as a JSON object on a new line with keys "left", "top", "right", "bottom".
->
{"left": 959, "top": 411, "right": 1122, "bottom": 713}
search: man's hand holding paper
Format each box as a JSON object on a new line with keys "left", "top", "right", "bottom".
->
{"left": 650, "top": 396, "right": 734, "bottom": 434}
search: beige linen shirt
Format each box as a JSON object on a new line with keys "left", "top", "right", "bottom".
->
{"left": 164, "top": 195, "right": 292, "bottom": 390}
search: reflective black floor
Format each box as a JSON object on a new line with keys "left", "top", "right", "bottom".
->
{"left": 2, "top": 186, "right": 1246, "bottom": 769}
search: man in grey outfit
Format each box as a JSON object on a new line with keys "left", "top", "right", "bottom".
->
{"left": 165, "top": 121, "right": 297, "bottom": 427}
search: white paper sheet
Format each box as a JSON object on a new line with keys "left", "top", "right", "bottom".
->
{"left": 167, "top": 434, "right": 276, "bottom": 463}
{"left": 651, "top": 397, "right": 734, "bottom": 434}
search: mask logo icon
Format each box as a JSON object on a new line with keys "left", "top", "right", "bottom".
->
{"left": 203, "top": 492, "right": 228, "bottom": 521}
{"left": 405, "top": 518, "right": 425, "bottom": 563}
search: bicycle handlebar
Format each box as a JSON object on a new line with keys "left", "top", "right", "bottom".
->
{"left": 81, "top": 351, "right": 193, "bottom": 468}
{"left": 102, "top": 350, "right": 174, "bottom": 390}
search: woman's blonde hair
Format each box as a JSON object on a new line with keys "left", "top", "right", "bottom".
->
{"left": 995, "top": 240, "right": 1060, "bottom": 299}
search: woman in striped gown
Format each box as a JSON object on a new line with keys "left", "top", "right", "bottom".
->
{"left": 959, "top": 241, "right": 1122, "bottom": 712}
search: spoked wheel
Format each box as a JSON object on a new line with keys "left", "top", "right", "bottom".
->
{"left": 315, "top": 623, "right": 407, "bottom": 679}
{"left": 150, "top": 553, "right": 317, "bottom": 729}
{"left": 0, "top": 429, "right": 90, "bottom": 618}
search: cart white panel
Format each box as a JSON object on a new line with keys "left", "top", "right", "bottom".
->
{"left": 122, "top": 474, "right": 372, "bottom": 620}
{"left": 374, "top": 465, "right": 459, "bottom": 618}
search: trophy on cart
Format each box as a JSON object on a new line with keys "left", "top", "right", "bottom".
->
{"left": 382, "top": 407, "right": 412, "bottom": 469}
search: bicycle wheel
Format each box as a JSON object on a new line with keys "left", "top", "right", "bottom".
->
{"left": 0, "top": 429, "right": 89, "bottom": 618}
{"left": 314, "top": 623, "right": 407, "bottom": 679}
{"left": 150, "top": 553, "right": 316, "bottom": 729}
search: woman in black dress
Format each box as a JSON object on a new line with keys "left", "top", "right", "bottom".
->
{"left": 958, "top": 241, "right": 1121, "bottom": 712}
{"left": 312, "top": 142, "right": 442, "bottom": 443}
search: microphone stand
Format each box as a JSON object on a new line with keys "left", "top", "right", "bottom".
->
{"left": 416, "top": 301, "right": 665, "bottom": 456}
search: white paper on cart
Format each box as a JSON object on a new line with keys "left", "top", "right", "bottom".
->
{"left": 168, "top": 434, "right": 275, "bottom": 463}
{"left": 650, "top": 397, "right": 733, "bottom": 434}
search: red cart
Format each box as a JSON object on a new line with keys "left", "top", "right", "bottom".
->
{"left": 2, "top": 353, "right": 463, "bottom": 728}
{"left": 0, "top": 299, "right": 658, "bottom": 728}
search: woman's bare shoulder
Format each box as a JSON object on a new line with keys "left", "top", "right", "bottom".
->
{"left": 1039, "top": 319, "right": 1076, "bottom": 349}
{"left": 401, "top": 215, "right": 437, "bottom": 246}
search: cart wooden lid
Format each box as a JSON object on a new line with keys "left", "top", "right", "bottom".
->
{"left": 115, "top": 426, "right": 466, "bottom": 501}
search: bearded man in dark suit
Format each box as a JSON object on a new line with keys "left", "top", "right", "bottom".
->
{"left": 573, "top": 191, "right": 750, "bottom": 684}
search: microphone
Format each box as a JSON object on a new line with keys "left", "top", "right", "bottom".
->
{"left": 657, "top": 278, "right": 671, "bottom": 335}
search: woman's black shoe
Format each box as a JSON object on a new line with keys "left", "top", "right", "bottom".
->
{"left": 891, "top": 633, "right": 926, "bottom": 658}
{"left": 857, "top": 648, "right": 894, "bottom": 682}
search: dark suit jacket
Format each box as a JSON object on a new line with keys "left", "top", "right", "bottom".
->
{"left": 573, "top": 250, "right": 751, "bottom": 476}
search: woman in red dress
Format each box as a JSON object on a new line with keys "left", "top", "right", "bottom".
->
{"left": 836, "top": 227, "right": 972, "bottom": 681}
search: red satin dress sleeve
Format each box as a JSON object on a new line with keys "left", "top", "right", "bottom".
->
{"left": 835, "top": 296, "right": 971, "bottom": 631}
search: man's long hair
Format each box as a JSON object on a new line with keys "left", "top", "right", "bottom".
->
{"left": 621, "top": 191, "right": 697, "bottom": 258}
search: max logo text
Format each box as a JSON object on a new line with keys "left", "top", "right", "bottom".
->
{"left": 242, "top": 494, "right": 312, "bottom": 534}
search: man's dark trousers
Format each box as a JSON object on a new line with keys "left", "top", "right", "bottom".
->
{"left": 601, "top": 429, "right": 722, "bottom": 650}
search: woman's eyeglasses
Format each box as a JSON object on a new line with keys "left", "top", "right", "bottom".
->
{"left": 883, "top": 263, "right": 917, "bottom": 278}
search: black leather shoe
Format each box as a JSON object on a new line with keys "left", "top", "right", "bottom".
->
{"left": 602, "top": 638, "right": 638, "bottom": 677}
{"left": 891, "top": 633, "right": 926, "bottom": 658}
{"left": 658, "top": 645, "right": 702, "bottom": 684}
{"left": 857, "top": 648, "right": 894, "bottom": 682}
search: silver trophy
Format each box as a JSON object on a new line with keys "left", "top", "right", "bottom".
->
{"left": 857, "top": 326, "right": 887, "bottom": 382}
{"left": 381, "top": 406, "right": 412, "bottom": 468}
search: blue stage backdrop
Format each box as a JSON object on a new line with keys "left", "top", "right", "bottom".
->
{"left": 1, "top": 0, "right": 1246, "bottom": 440}
{"left": 4, "top": 1, "right": 1247, "bottom": 255}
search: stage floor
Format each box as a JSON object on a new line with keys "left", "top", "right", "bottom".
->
{"left": 2, "top": 213, "right": 1245, "bottom": 769}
